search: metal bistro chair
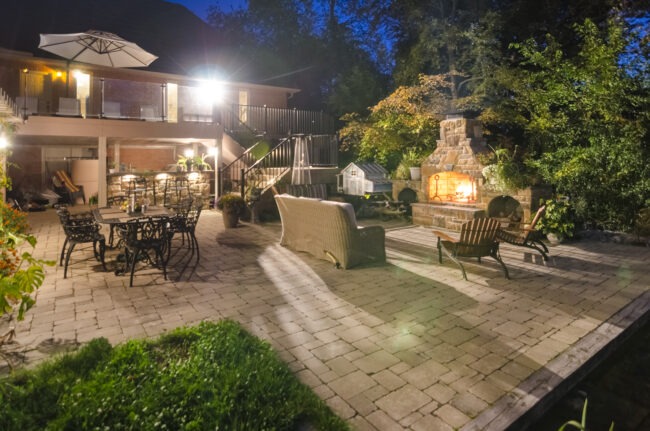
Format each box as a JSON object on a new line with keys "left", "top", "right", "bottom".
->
{"left": 106, "top": 195, "right": 129, "bottom": 247}
{"left": 55, "top": 206, "right": 107, "bottom": 278}
{"left": 169, "top": 198, "right": 203, "bottom": 265}
{"left": 116, "top": 216, "right": 170, "bottom": 287}
{"left": 433, "top": 218, "right": 510, "bottom": 280}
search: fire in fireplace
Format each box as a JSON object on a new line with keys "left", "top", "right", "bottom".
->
{"left": 429, "top": 171, "right": 477, "bottom": 203}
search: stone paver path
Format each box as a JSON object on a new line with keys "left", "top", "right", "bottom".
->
{"left": 3, "top": 209, "right": 649, "bottom": 430}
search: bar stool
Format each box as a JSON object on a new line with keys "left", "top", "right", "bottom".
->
{"left": 163, "top": 175, "right": 190, "bottom": 208}
{"left": 128, "top": 176, "right": 156, "bottom": 205}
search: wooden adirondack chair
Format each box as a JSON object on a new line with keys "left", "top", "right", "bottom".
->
{"left": 433, "top": 218, "right": 510, "bottom": 280}
{"left": 496, "top": 205, "right": 549, "bottom": 261}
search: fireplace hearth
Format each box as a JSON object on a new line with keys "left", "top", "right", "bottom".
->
{"left": 411, "top": 117, "right": 551, "bottom": 230}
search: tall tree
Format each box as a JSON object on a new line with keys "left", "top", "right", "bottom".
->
{"left": 482, "top": 18, "right": 649, "bottom": 229}
{"left": 206, "top": 0, "right": 389, "bottom": 115}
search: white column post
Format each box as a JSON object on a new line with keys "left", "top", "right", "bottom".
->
{"left": 98, "top": 136, "right": 107, "bottom": 207}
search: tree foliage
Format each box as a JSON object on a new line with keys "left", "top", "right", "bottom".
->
{"left": 0, "top": 120, "right": 53, "bottom": 326}
{"left": 206, "top": 0, "right": 649, "bottom": 231}
{"left": 207, "top": 0, "right": 390, "bottom": 116}
{"left": 339, "top": 74, "right": 451, "bottom": 171}
{"left": 482, "top": 18, "right": 649, "bottom": 230}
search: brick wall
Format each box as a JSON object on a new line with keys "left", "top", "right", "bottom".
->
{"left": 118, "top": 147, "right": 176, "bottom": 171}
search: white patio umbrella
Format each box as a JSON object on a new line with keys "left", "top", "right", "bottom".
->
{"left": 38, "top": 30, "right": 158, "bottom": 114}
{"left": 38, "top": 30, "right": 158, "bottom": 68}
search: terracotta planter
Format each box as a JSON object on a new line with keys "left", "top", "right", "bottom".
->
{"left": 222, "top": 210, "right": 240, "bottom": 228}
{"left": 546, "top": 232, "right": 564, "bottom": 245}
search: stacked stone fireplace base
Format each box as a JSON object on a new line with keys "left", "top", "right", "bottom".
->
{"left": 412, "top": 202, "right": 486, "bottom": 231}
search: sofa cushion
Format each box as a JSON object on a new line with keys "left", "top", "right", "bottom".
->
{"left": 320, "top": 200, "right": 357, "bottom": 226}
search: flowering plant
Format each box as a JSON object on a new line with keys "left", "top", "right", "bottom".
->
{"left": 0, "top": 121, "right": 54, "bottom": 326}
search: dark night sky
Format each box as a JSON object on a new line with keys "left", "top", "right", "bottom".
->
{"left": 172, "top": 0, "right": 245, "bottom": 21}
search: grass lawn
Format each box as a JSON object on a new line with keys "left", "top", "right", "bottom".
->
{"left": 0, "top": 320, "right": 349, "bottom": 430}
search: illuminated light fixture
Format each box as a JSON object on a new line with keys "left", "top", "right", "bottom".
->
{"left": 208, "top": 146, "right": 218, "bottom": 157}
{"left": 184, "top": 149, "right": 194, "bottom": 158}
{"left": 0, "top": 133, "right": 9, "bottom": 149}
{"left": 56, "top": 71, "right": 63, "bottom": 78}
{"left": 198, "top": 80, "right": 225, "bottom": 105}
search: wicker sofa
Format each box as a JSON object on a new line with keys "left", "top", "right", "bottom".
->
{"left": 274, "top": 194, "right": 386, "bottom": 269}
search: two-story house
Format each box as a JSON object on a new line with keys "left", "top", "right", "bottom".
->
{"left": 0, "top": 44, "right": 337, "bottom": 207}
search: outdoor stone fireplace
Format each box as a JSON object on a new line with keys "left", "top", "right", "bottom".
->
{"left": 411, "top": 117, "right": 550, "bottom": 231}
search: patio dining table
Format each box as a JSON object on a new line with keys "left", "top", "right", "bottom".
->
{"left": 92, "top": 206, "right": 172, "bottom": 224}
{"left": 92, "top": 205, "right": 174, "bottom": 250}
{"left": 92, "top": 206, "right": 175, "bottom": 284}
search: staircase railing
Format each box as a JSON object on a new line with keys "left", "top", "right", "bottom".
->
{"left": 219, "top": 134, "right": 338, "bottom": 199}
{"left": 241, "top": 137, "right": 294, "bottom": 196}
{"left": 219, "top": 137, "right": 293, "bottom": 197}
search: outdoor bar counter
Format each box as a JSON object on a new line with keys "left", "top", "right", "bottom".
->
{"left": 107, "top": 171, "right": 212, "bottom": 207}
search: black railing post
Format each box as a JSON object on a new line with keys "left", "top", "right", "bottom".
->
{"left": 217, "top": 167, "right": 223, "bottom": 198}
{"left": 240, "top": 168, "right": 245, "bottom": 197}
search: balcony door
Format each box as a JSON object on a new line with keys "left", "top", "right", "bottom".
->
{"left": 238, "top": 89, "right": 249, "bottom": 124}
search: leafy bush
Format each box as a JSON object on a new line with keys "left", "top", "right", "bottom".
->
{"left": 0, "top": 196, "right": 53, "bottom": 322}
{"left": 482, "top": 19, "right": 649, "bottom": 232}
{"left": 538, "top": 198, "right": 576, "bottom": 239}
{"left": 216, "top": 193, "right": 246, "bottom": 214}
{"left": 0, "top": 320, "right": 348, "bottom": 430}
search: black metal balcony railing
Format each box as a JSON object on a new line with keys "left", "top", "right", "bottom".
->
{"left": 221, "top": 104, "right": 336, "bottom": 137}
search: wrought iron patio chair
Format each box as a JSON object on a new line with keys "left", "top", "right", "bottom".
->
{"left": 55, "top": 206, "right": 106, "bottom": 278}
{"left": 168, "top": 198, "right": 203, "bottom": 264}
{"left": 496, "top": 205, "right": 549, "bottom": 261}
{"left": 433, "top": 217, "right": 510, "bottom": 280}
{"left": 106, "top": 195, "right": 129, "bottom": 247}
{"left": 116, "top": 216, "right": 170, "bottom": 287}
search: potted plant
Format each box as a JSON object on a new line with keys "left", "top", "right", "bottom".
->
{"left": 537, "top": 197, "right": 576, "bottom": 244}
{"left": 176, "top": 155, "right": 189, "bottom": 172}
{"left": 216, "top": 193, "right": 246, "bottom": 228}
{"left": 401, "top": 149, "right": 425, "bottom": 180}
{"left": 192, "top": 154, "right": 212, "bottom": 171}
{"left": 108, "top": 160, "right": 117, "bottom": 174}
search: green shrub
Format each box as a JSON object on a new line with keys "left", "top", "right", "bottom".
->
{"left": 538, "top": 198, "right": 576, "bottom": 239}
{"left": 0, "top": 320, "right": 348, "bottom": 430}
